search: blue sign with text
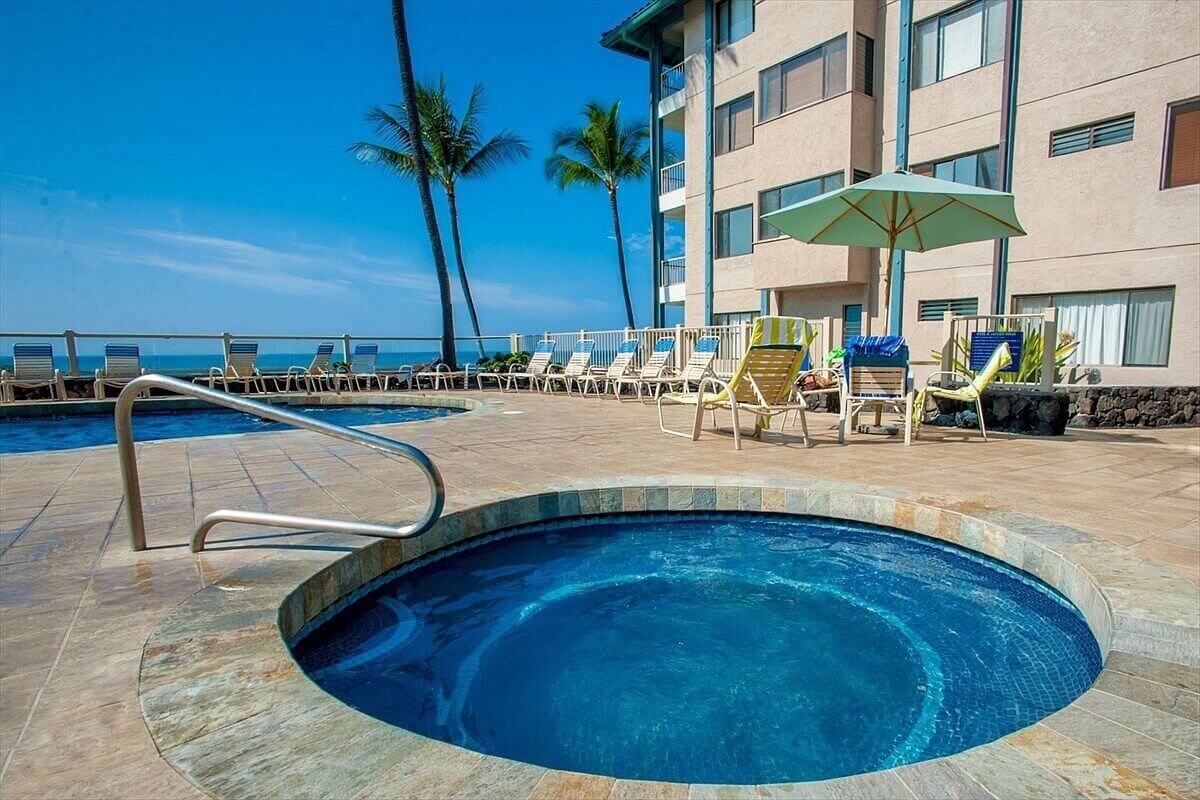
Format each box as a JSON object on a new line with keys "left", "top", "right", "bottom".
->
{"left": 969, "top": 331, "right": 1022, "bottom": 373}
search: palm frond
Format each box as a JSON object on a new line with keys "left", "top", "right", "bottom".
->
{"left": 347, "top": 142, "right": 419, "bottom": 179}
{"left": 544, "top": 152, "right": 604, "bottom": 191}
{"left": 461, "top": 130, "right": 530, "bottom": 178}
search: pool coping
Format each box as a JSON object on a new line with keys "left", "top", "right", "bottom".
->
{"left": 138, "top": 477, "right": 1200, "bottom": 799}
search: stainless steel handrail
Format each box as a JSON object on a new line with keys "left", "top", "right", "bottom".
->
{"left": 115, "top": 374, "right": 445, "bottom": 552}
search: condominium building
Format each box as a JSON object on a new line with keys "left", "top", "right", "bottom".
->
{"left": 601, "top": 0, "right": 1200, "bottom": 385}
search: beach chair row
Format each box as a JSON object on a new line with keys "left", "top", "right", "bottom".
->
{"left": 0, "top": 340, "right": 471, "bottom": 402}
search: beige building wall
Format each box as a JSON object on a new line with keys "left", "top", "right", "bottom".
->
{"left": 668, "top": 0, "right": 1198, "bottom": 385}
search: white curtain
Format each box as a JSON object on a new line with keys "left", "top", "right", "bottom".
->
{"left": 914, "top": 19, "right": 938, "bottom": 87}
{"left": 1056, "top": 291, "right": 1128, "bottom": 366}
{"left": 1124, "top": 288, "right": 1174, "bottom": 366}
{"left": 940, "top": 3, "right": 983, "bottom": 80}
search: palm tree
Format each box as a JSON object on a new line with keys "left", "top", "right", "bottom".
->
{"left": 350, "top": 78, "right": 529, "bottom": 358}
{"left": 386, "top": 0, "right": 457, "bottom": 369}
{"left": 545, "top": 101, "right": 649, "bottom": 329}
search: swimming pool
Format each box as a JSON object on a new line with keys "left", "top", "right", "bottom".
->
{"left": 292, "top": 512, "right": 1102, "bottom": 785}
{"left": 0, "top": 403, "right": 463, "bottom": 454}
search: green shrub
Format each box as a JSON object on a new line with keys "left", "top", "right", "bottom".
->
{"left": 476, "top": 351, "right": 530, "bottom": 373}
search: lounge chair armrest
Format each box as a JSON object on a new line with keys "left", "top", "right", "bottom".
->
{"left": 506, "top": 364, "right": 527, "bottom": 374}
{"left": 285, "top": 366, "right": 305, "bottom": 376}
{"left": 696, "top": 376, "right": 731, "bottom": 402}
{"left": 208, "top": 367, "right": 224, "bottom": 378}
{"left": 95, "top": 368, "right": 104, "bottom": 379}
{"left": 547, "top": 364, "right": 564, "bottom": 374}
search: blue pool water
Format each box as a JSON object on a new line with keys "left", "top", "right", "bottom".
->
{"left": 0, "top": 404, "right": 461, "bottom": 454}
{"left": 293, "top": 513, "right": 1102, "bottom": 785}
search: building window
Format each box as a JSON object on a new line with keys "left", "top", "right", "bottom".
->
{"left": 760, "top": 35, "right": 847, "bottom": 122}
{"left": 852, "top": 169, "right": 872, "bottom": 183}
{"left": 911, "top": 147, "right": 999, "bottom": 188}
{"left": 855, "top": 33, "right": 875, "bottom": 97}
{"left": 1014, "top": 288, "right": 1174, "bottom": 367}
{"left": 1050, "top": 115, "right": 1134, "bottom": 157}
{"left": 715, "top": 95, "right": 754, "bottom": 155}
{"left": 1163, "top": 98, "right": 1199, "bottom": 189}
{"left": 758, "top": 172, "right": 844, "bottom": 239}
{"left": 714, "top": 311, "right": 758, "bottom": 326}
{"left": 715, "top": 205, "right": 754, "bottom": 258}
{"left": 716, "top": 0, "right": 753, "bottom": 49}
{"left": 913, "top": 0, "right": 1006, "bottom": 89}
{"left": 918, "top": 297, "right": 979, "bottom": 321}
{"left": 842, "top": 304, "right": 863, "bottom": 344}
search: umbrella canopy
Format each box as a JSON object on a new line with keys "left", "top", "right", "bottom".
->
{"left": 760, "top": 170, "right": 1026, "bottom": 327}
{"left": 760, "top": 170, "right": 1025, "bottom": 252}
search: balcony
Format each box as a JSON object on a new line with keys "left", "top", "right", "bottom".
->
{"left": 659, "top": 257, "right": 685, "bottom": 305}
{"left": 658, "top": 62, "right": 685, "bottom": 131}
{"left": 659, "top": 161, "right": 685, "bottom": 219}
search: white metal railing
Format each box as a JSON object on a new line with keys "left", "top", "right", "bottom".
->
{"left": 661, "top": 62, "right": 686, "bottom": 96}
{"left": 660, "top": 161, "right": 685, "bottom": 194}
{"left": 661, "top": 257, "right": 686, "bottom": 286}
{"left": 938, "top": 309, "right": 1058, "bottom": 391}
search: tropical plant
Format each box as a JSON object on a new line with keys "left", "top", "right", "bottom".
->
{"left": 545, "top": 100, "right": 650, "bottom": 328}
{"left": 350, "top": 78, "right": 529, "bottom": 358}
{"left": 385, "top": 0, "right": 457, "bottom": 370}
{"left": 932, "top": 327, "right": 1080, "bottom": 384}
{"left": 476, "top": 350, "right": 530, "bottom": 374}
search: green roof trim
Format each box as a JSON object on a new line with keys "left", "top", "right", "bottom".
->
{"left": 600, "top": 0, "right": 684, "bottom": 59}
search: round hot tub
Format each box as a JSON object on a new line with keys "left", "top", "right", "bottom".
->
{"left": 291, "top": 512, "right": 1101, "bottom": 785}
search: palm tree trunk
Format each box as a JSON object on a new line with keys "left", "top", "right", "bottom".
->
{"left": 390, "top": 0, "right": 457, "bottom": 370}
{"left": 445, "top": 188, "right": 486, "bottom": 359}
{"left": 608, "top": 187, "right": 636, "bottom": 328}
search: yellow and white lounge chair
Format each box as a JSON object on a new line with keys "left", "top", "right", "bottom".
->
{"left": 913, "top": 341, "right": 1012, "bottom": 441}
{"left": 657, "top": 317, "right": 817, "bottom": 450}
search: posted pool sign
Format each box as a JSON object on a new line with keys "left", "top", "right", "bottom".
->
{"left": 969, "top": 331, "right": 1022, "bottom": 373}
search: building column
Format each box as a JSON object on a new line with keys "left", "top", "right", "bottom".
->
{"left": 889, "top": 0, "right": 914, "bottom": 336}
{"left": 649, "top": 36, "right": 664, "bottom": 328}
{"left": 703, "top": 0, "right": 715, "bottom": 326}
{"left": 991, "top": 0, "right": 1023, "bottom": 314}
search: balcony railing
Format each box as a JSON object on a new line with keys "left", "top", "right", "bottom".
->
{"left": 660, "top": 161, "right": 685, "bottom": 194}
{"left": 661, "top": 62, "right": 686, "bottom": 97}
{"left": 661, "top": 257, "right": 686, "bottom": 286}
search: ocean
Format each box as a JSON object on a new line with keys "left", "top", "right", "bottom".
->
{"left": 0, "top": 349, "right": 506, "bottom": 376}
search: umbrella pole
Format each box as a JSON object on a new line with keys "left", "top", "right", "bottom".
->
{"left": 882, "top": 238, "right": 896, "bottom": 335}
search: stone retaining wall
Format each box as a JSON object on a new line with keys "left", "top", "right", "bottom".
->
{"left": 1066, "top": 385, "right": 1200, "bottom": 428}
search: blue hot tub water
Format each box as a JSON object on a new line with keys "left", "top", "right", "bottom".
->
{"left": 0, "top": 404, "right": 462, "bottom": 454}
{"left": 292, "top": 513, "right": 1102, "bottom": 785}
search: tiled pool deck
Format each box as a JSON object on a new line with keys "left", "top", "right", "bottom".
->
{"left": 0, "top": 391, "right": 1197, "bottom": 799}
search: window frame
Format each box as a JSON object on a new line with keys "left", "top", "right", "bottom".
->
{"left": 715, "top": 204, "right": 755, "bottom": 259}
{"left": 1010, "top": 287, "right": 1175, "bottom": 367}
{"left": 912, "top": 0, "right": 1006, "bottom": 90}
{"left": 715, "top": 0, "right": 754, "bottom": 49}
{"left": 1161, "top": 97, "right": 1200, "bottom": 190}
{"left": 714, "top": 310, "right": 759, "bottom": 326}
{"left": 715, "top": 94, "right": 755, "bottom": 156}
{"left": 1048, "top": 113, "right": 1135, "bottom": 158}
{"left": 911, "top": 145, "right": 1000, "bottom": 189}
{"left": 758, "top": 34, "right": 849, "bottom": 123}
{"left": 757, "top": 170, "right": 845, "bottom": 240}
{"left": 842, "top": 304, "right": 863, "bottom": 345}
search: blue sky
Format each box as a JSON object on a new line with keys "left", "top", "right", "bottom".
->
{"left": 0, "top": 0, "right": 662, "bottom": 337}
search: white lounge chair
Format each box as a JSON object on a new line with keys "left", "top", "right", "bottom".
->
{"left": 575, "top": 339, "right": 639, "bottom": 397}
{"left": 658, "top": 318, "right": 816, "bottom": 450}
{"left": 93, "top": 344, "right": 146, "bottom": 399}
{"left": 199, "top": 340, "right": 266, "bottom": 394}
{"left": 477, "top": 341, "right": 556, "bottom": 391}
{"left": 1, "top": 343, "right": 66, "bottom": 403}
{"left": 271, "top": 342, "right": 335, "bottom": 393}
{"left": 612, "top": 336, "right": 677, "bottom": 401}
{"left": 335, "top": 344, "right": 387, "bottom": 391}
{"left": 642, "top": 335, "right": 720, "bottom": 395}
{"left": 540, "top": 340, "right": 596, "bottom": 394}
{"left": 913, "top": 340, "right": 1012, "bottom": 441}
